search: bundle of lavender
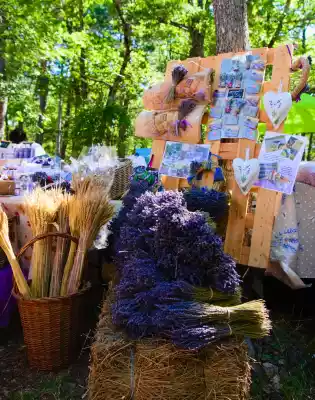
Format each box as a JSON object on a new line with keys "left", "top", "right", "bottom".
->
{"left": 111, "top": 190, "right": 271, "bottom": 350}
{"left": 115, "top": 276, "right": 241, "bottom": 307}
{"left": 112, "top": 295, "right": 271, "bottom": 350}
{"left": 116, "top": 191, "right": 240, "bottom": 292}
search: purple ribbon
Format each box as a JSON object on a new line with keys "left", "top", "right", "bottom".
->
{"left": 195, "top": 89, "right": 206, "bottom": 101}
{"left": 173, "top": 119, "right": 192, "bottom": 136}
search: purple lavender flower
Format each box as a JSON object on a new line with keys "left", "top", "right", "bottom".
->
{"left": 111, "top": 190, "right": 241, "bottom": 347}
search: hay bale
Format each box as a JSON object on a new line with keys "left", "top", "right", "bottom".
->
{"left": 88, "top": 302, "right": 251, "bottom": 400}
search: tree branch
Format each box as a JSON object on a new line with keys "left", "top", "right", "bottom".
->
{"left": 169, "top": 20, "right": 190, "bottom": 30}
{"left": 268, "top": 0, "right": 291, "bottom": 48}
{"left": 106, "top": 0, "right": 132, "bottom": 105}
{"left": 157, "top": 18, "right": 189, "bottom": 31}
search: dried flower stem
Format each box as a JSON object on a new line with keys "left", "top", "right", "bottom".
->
{"left": 0, "top": 208, "right": 31, "bottom": 298}
{"left": 66, "top": 190, "right": 114, "bottom": 295}
{"left": 24, "top": 188, "right": 61, "bottom": 298}
{"left": 50, "top": 197, "right": 70, "bottom": 297}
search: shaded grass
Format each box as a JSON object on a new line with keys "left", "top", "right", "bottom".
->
{"left": 9, "top": 372, "right": 86, "bottom": 400}
{"left": 251, "top": 317, "right": 315, "bottom": 400}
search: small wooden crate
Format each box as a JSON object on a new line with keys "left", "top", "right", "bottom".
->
{"left": 136, "top": 45, "right": 293, "bottom": 269}
{"left": 0, "top": 180, "right": 15, "bottom": 195}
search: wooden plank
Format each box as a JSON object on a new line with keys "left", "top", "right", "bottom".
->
{"left": 249, "top": 44, "right": 292, "bottom": 268}
{"left": 248, "top": 188, "right": 277, "bottom": 267}
{"left": 150, "top": 140, "right": 165, "bottom": 169}
{"left": 219, "top": 142, "right": 238, "bottom": 160}
{"left": 240, "top": 246, "right": 250, "bottom": 266}
{"left": 179, "top": 179, "right": 190, "bottom": 189}
{"left": 224, "top": 139, "right": 256, "bottom": 260}
{"left": 162, "top": 176, "right": 180, "bottom": 190}
{"left": 252, "top": 48, "right": 269, "bottom": 63}
{"left": 267, "top": 48, "right": 275, "bottom": 65}
{"left": 254, "top": 143, "right": 261, "bottom": 158}
{"left": 245, "top": 213, "right": 254, "bottom": 229}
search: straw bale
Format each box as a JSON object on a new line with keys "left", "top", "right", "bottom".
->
{"left": 89, "top": 302, "right": 251, "bottom": 400}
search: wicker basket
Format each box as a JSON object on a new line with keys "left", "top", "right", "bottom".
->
{"left": 14, "top": 232, "right": 90, "bottom": 371}
{"left": 110, "top": 158, "right": 133, "bottom": 200}
{"left": 0, "top": 216, "right": 17, "bottom": 269}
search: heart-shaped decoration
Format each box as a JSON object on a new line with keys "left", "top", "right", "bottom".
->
{"left": 233, "top": 157, "right": 260, "bottom": 195}
{"left": 263, "top": 91, "right": 292, "bottom": 129}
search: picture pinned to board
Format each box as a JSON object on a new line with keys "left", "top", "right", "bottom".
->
{"left": 232, "top": 148, "right": 260, "bottom": 195}
{"left": 159, "top": 141, "right": 210, "bottom": 179}
{"left": 208, "top": 53, "right": 265, "bottom": 141}
{"left": 255, "top": 131, "right": 307, "bottom": 195}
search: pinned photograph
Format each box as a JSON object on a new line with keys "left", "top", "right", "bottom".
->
{"left": 264, "top": 135, "right": 286, "bottom": 153}
{"left": 280, "top": 136, "right": 304, "bottom": 160}
{"left": 160, "top": 141, "right": 210, "bottom": 178}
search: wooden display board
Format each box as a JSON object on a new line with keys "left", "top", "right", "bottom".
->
{"left": 136, "top": 45, "right": 293, "bottom": 268}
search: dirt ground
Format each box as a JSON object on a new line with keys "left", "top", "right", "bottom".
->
{"left": 0, "top": 332, "right": 89, "bottom": 400}
{"left": 1, "top": 314, "right": 315, "bottom": 400}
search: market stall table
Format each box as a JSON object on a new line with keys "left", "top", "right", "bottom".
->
{"left": 0, "top": 195, "right": 122, "bottom": 271}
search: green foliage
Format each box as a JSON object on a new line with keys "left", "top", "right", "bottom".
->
{"left": 1, "top": 0, "right": 315, "bottom": 158}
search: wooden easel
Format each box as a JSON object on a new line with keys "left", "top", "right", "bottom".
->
{"left": 135, "top": 45, "right": 293, "bottom": 269}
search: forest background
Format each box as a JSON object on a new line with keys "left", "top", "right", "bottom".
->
{"left": 1, "top": 0, "right": 315, "bottom": 160}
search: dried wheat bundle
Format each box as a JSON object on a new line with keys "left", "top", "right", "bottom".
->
{"left": 49, "top": 193, "right": 70, "bottom": 297}
{"left": 24, "top": 188, "right": 62, "bottom": 298}
{"left": 0, "top": 207, "right": 31, "bottom": 298}
{"left": 66, "top": 190, "right": 114, "bottom": 294}
{"left": 60, "top": 194, "right": 80, "bottom": 296}
{"left": 60, "top": 175, "right": 112, "bottom": 296}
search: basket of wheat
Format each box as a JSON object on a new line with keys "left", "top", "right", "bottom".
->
{"left": 12, "top": 232, "right": 91, "bottom": 371}
{"left": 0, "top": 180, "right": 114, "bottom": 371}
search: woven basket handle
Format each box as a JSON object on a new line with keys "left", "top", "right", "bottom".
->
{"left": 17, "top": 232, "right": 79, "bottom": 261}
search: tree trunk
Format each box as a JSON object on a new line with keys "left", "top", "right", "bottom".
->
{"left": 56, "top": 64, "right": 64, "bottom": 157}
{"left": 78, "top": 0, "right": 88, "bottom": 99}
{"left": 267, "top": 0, "right": 291, "bottom": 48}
{"left": 117, "top": 123, "right": 128, "bottom": 158}
{"left": 117, "top": 97, "right": 129, "bottom": 157}
{"left": 189, "top": 28, "right": 205, "bottom": 57}
{"left": 105, "top": 0, "right": 131, "bottom": 107}
{"left": 0, "top": 14, "right": 7, "bottom": 139}
{"left": 56, "top": 91, "right": 63, "bottom": 157}
{"left": 36, "top": 61, "right": 49, "bottom": 144}
{"left": 0, "top": 100, "right": 7, "bottom": 138}
{"left": 4, "top": 112, "right": 9, "bottom": 139}
{"left": 61, "top": 93, "right": 72, "bottom": 159}
{"left": 213, "top": 0, "right": 250, "bottom": 54}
